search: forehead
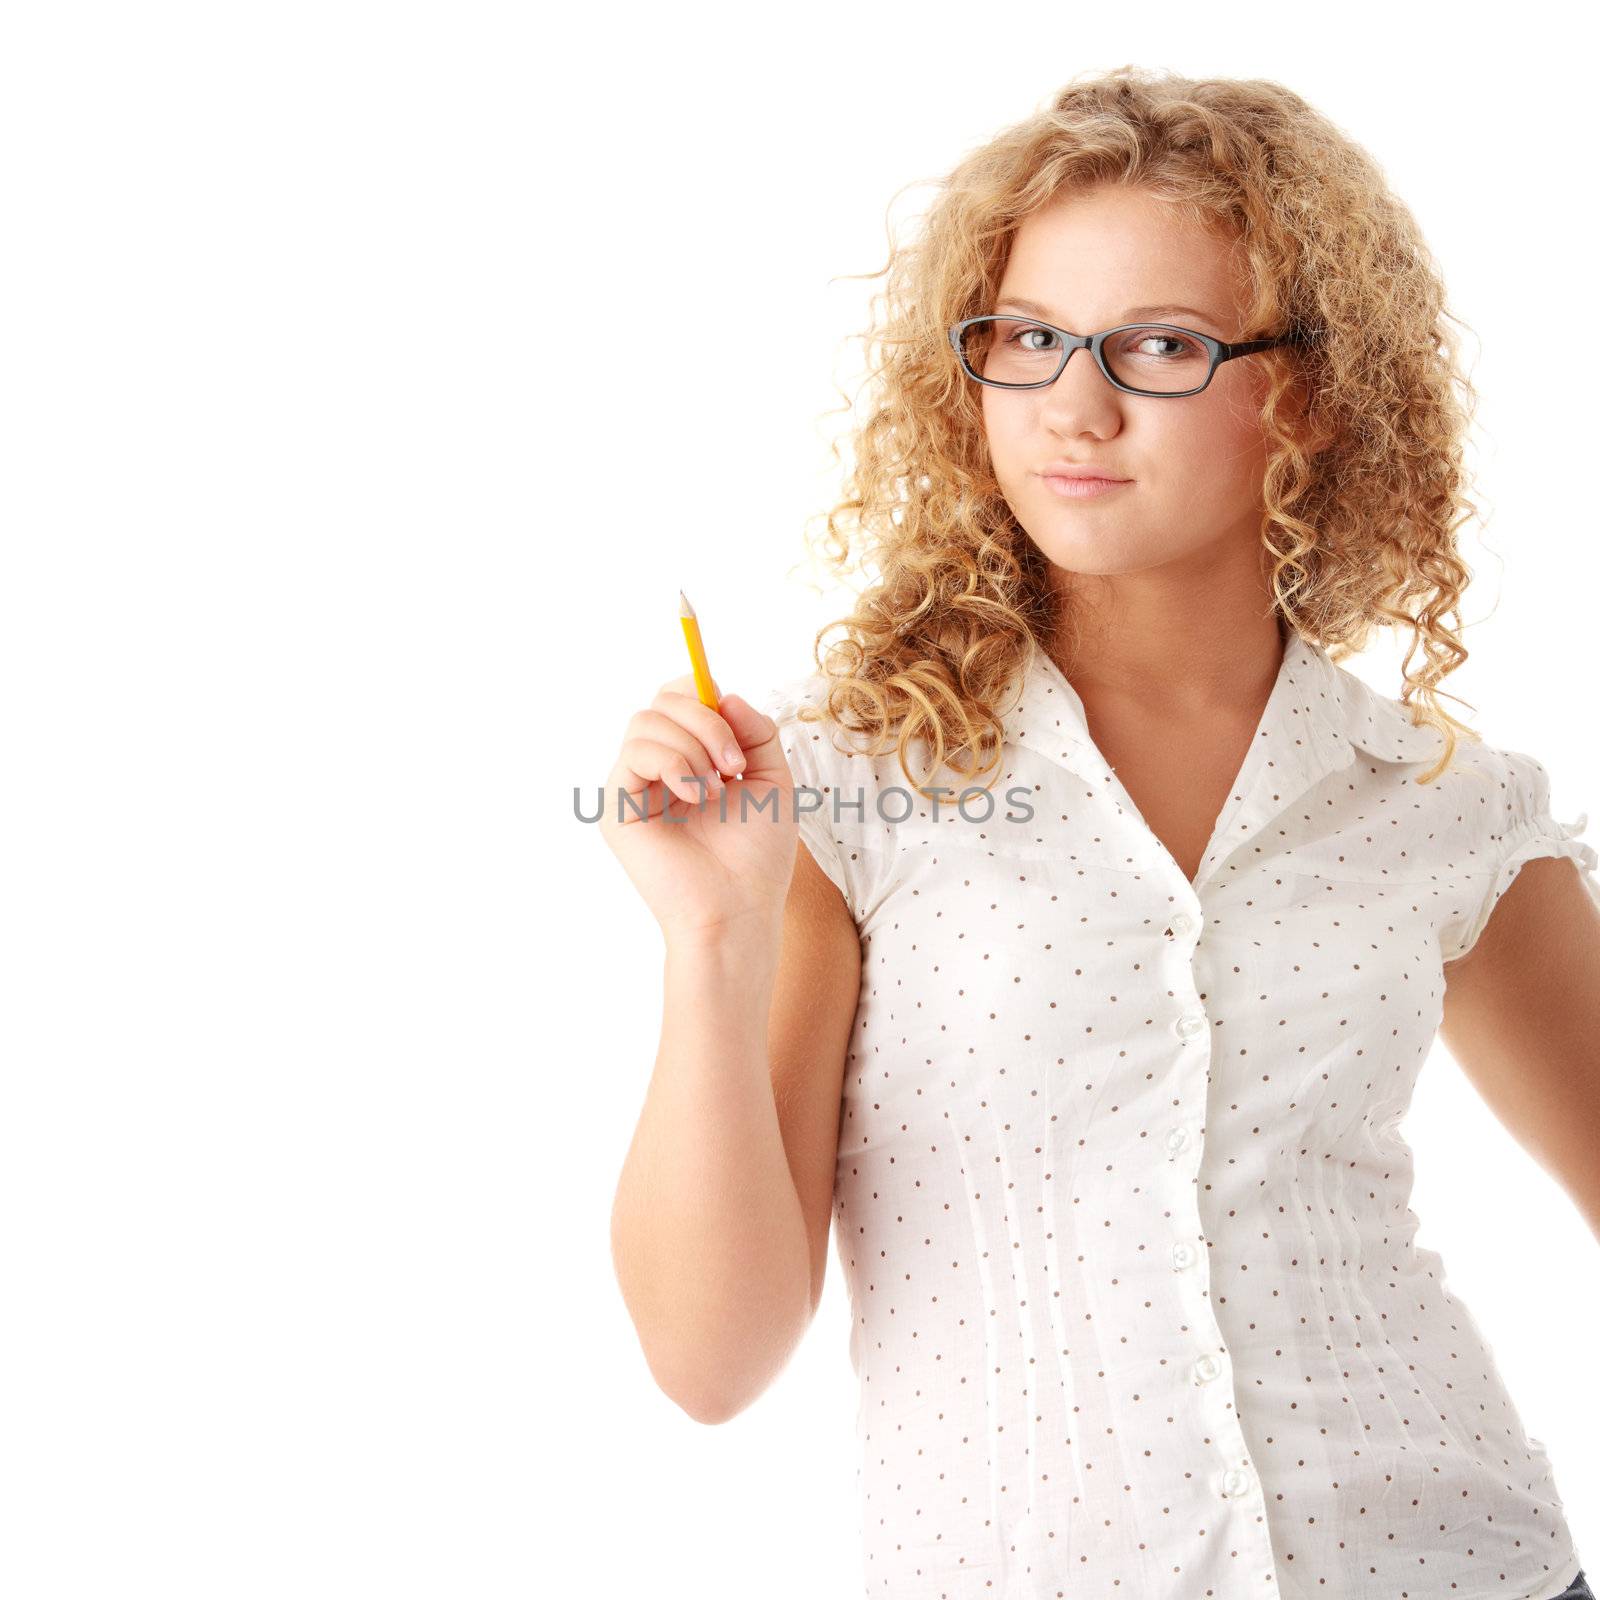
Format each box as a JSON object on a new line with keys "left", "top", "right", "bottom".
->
{"left": 997, "top": 188, "right": 1247, "bottom": 325}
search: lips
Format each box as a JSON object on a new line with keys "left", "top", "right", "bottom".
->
{"left": 1039, "top": 472, "right": 1131, "bottom": 500}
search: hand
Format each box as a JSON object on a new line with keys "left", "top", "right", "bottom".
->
{"left": 598, "top": 674, "right": 798, "bottom": 943}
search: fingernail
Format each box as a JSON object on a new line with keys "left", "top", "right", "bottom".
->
{"left": 723, "top": 745, "right": 745, "bottom": 771}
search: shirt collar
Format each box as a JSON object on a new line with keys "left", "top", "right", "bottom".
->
{"left": 1003, "top": 629, "right": 1445, "bottom": 888}
{"left": 1006, "top": 629, "right": 1442, "bottom": 767}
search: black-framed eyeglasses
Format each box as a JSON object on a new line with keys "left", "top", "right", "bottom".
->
{"left": 947, "top": 314, "right": 1321, "bottom": 397}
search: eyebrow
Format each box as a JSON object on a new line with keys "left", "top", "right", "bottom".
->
{"left": 994, "top": 296, "right": 1224, "bottom": 329}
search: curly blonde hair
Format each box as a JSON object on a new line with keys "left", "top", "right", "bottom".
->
{"left": 790, "top": 65, "right": 1484, "bottom": 798}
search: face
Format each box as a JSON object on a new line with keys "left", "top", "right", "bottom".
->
{"left": 982, "top": 185, "right": 1299, "bottom": 592}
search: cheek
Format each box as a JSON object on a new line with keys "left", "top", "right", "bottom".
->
{"left": 1165, "top": 391, "right": 1270, "bottom": 494}
{"left": 980, "top": 394, "right": 1031, "bottom": 477}
{"left": 1214, "top": 368, "right": 1274, "bottom": 454}
{"left": 979, "top": 388, "right": 1007, "bottom": 444}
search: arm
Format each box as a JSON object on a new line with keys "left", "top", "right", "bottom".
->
{"left": 609, "top": 839, "right": 860, "bottom": 1425}
{"left": 1439, "top": 854, "right": 1600, "bottom": 1242}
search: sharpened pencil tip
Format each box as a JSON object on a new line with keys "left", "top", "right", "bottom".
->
{"left": 679, "top": 590, "right": 695, "bottom": 618}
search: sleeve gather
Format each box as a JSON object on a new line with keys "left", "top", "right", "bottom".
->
{"left": 758, "top": 681, "right": 854, "bottom": 913}
{"left": 1443, "top": 748, "right": 1599, "bottom": 963}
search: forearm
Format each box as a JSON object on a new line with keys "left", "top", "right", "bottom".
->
{"left": 610, "top": 930, "right": 812, "bottom": 1423}
{"left": 1567, "top": 1164, "right": 1600, "bottom": 1247}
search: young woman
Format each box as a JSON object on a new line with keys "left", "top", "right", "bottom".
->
{"left": 602, "top": 68, "right": 1600, "bottom": 1600}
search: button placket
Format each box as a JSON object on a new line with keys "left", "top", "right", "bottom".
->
{"left": 1160, "top": 920, "right": 1278, "bottom": 1594}
{"left": 1166, "top": 906, "right": 1206, "bottom": 1164}
{"left": 1166, "top": 1008, "right": 1206, "bottom": 1162}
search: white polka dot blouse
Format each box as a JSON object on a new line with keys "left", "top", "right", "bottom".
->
{"left": 759, "top": 629, "right": 1595, "bottom": 1600}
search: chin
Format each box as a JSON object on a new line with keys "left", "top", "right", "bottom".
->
{"left": 1025, "top": 525, "right": 1147, "bottom": 577}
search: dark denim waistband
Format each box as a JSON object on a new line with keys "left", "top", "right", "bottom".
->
{"left": 1548, "top": 1569, "right": 1594, "bottom": 1600}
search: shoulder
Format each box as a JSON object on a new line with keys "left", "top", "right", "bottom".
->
{"left": 757, "top": 671, "right": 901, "bottom": 925}
{"left": 1326, "top": 658, "right": 1553, "bottom": 821}
{"left": 757, "top": 671, "right": 890, "bottom": 775}
{"left": 1430, "top": 731, "right": 1575, "bottom": 840}
{"left": 758, "top": 669, "right": 835, "bottom": 737}
{"left": 1432, "top": 731, "right": 1597, "bottom": 962}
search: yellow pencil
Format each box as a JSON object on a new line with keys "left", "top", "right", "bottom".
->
{"left": 679, "top": 590, "right": 720, "bottom": 709}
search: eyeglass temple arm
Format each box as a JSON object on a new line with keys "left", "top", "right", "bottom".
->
{"left": 1219, "top": 327, "right": 1325, "bottom": 356}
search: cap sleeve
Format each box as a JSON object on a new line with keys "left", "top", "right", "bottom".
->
{"left": 1442, "top": 747, "right": 1600, "bottom": 963}
{"left": 758, "top": 676, "right": 870, "bottom": 918}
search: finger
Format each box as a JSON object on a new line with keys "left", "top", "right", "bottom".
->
{"left": 601, "top": 766, "right": 677, "bottom": 827}
{"left": 625, "top": 709, "right": 725, "bottom": 796}
{"left": 619, "top": 732, "right": 722, "bottom": 806}
{"left": 652, "top": 688, "right": 748, "bottom": 776}
{"left": 714, "top": 693, "right": 786, "bottom": 781}
{"left": 657, "top": 671, "right": 721, "bottom": 706}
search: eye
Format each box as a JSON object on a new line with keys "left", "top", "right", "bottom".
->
{"left": 1116, "top": 327, "right": 1206, "bottom": 361}
{"left": 1008, "top": 322, "right": 1061, "bottom": 352}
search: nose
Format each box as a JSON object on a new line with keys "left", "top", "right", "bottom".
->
{"left": 1037, "top": 340, "right": 1123, "bottom": 428}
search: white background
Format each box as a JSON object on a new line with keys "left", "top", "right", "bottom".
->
{"left": 3, "top": 2, "right": 1597, "bottom": 1596}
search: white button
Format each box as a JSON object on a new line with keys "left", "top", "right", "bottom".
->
{"left": 1193, "top": 1353, "right": 1222, "bottom": 1383}
{"left": 1169, "top": 913, "right": 1195, "bottom": 939}
{"left": 1221, "top": 1466, "right": 1252, "bottom": 1498}
{"left": 1175, "top": 1012, "right": 1206, "bottom": 1039}
{"left": 1172, "top": 1242, "right": 1196, "bottom": 1269}
{"left": 1165, "top": 1126, "right": 1189, "bottom": 1154}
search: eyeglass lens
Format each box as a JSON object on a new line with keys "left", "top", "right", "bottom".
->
{"left": 958, "top": 316, "right": 1211, "bottom": 393}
